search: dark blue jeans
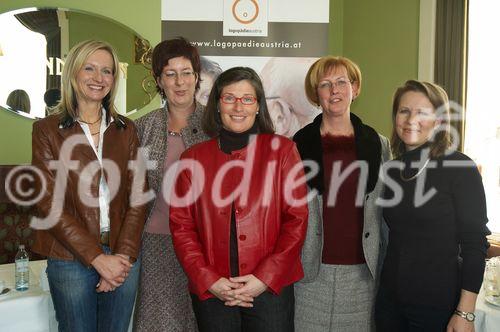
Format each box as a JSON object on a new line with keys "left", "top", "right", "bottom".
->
{"left": 375, "top": 286, "right": 454, "bottom": 332}
{"left": 191, "top": 284, "right": 294, "bottom": 332}
{"left": 46, "top": 246, "right": 140, "bottom": 332}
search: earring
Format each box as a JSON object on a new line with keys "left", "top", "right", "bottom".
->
{"left": 256, "top": 111, "right": 259, "bottom": 114}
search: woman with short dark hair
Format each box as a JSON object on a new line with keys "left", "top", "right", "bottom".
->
{"left": 375, "top": 80, "right": 490, "bottom": 331}
{"left": 170, "top": 66, "right": 308, "bottom": 332}
{"left": 133, "top": 37, "right": 208, "bottom": 331}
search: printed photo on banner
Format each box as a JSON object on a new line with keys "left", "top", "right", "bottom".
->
{"left": 161, "top": 0, "right": 329, "bottom": 137}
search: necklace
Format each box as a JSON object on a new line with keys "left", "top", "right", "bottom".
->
{"left": 400, "top": 158, "right": 431, "bottom": 181}
{"left": 167, "top": 130, "right": 182, "bottom": 137}
{"left": 90, "top": 130, "right": 100, "bottom": 136}
{"left": 80, "top": 115, "right": 102, "bottom": 125}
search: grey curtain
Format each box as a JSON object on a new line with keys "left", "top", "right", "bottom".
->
{"left": 434, "top": 0, "right": 468, "bottom": 151}
{"left": 15, "top": 9, "right": 61, "bottom": 90}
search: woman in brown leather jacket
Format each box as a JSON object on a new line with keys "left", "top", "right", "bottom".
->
{"left": 31, "top": 40, "right": 147, "bottom": 332}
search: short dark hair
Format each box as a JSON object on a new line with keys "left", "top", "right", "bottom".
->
{"left": 151, "top": 37, "right": 201, "bottom": 97}
{"left": 391, "top": 80, "right": 452, "bottom": 158}
{"left": 202, "top": 67, "right": 275, "bottom": 137}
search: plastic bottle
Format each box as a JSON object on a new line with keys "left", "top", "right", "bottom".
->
{"left": 15, "top": 244, "right": 29, "bottom": 291}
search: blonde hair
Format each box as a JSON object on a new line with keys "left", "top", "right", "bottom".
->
{"left": 304, "top": 56, "right": 362, "bottom": 106}
{"left": 55, "top": 40, "right": 120, "bottom": 121}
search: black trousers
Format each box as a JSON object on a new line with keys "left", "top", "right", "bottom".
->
{"left": 375, "top": 287, "right": 455, "bottom": 332}
{"left": 191, "top": 285, "right": 294, "bottom": 332}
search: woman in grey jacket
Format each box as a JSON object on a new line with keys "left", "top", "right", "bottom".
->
{"left": 133, "top": 37, "right": 208, "bottom": 331}
{"left": 293, "top": 56, "right": 390, "bottom": 332}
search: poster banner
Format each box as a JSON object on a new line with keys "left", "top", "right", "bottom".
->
{"left": 161, "top": 0, "right": 329, "bottom": 137}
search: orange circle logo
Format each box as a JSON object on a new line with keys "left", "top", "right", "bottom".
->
{"left": 232, "top": 0, "right": 259, "bottom": 24}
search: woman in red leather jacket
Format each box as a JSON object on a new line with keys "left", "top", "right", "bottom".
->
{"left": 169, "top": 66, "right": 308, "bottom": 332}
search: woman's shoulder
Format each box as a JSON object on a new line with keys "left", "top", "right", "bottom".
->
{"left": 436, "top": 150, "right": 481, "bottom": 179}
{"left": 33, "top": 113, "right": 64, "bottom": 132}
{"left": 181, "top": 138, "right": 218, "bottom": 156}
{"left": 134, "top": 107, "right": 164, "bottom": 128}
{"left": 293, "top": 121, "right": 317, "bottom": 143}
{"left": 439, "top": 150, "right": 476, "bottom": 166}
{"left": 255, "top": 133, "right": 295, "bottom": 149}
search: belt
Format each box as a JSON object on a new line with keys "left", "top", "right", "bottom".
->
{"left": 100, "top": 231, "right": 110, "bottom": 246}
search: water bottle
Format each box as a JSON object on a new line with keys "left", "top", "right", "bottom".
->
{"left": 15, "top": 244, "right": 29, "bottom": 291}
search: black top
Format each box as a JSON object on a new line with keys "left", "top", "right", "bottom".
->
{"left": 219, "top": 123, "right": 258, "bottom": 277}
{"left": 380, "top": 144, "right": 490, "bottom": 309}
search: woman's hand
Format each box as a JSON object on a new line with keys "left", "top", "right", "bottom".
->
{"left": 447, "top": 290, "right": 477, "bottom": 332}
{"left": 95, "top": 278, "right": 115, "bottom": 293}
{"left": 446, "top": 314, "right": 475, "bottom": 332}
{"left": 91, "top": 254, "right": 131, "bottom": 287}
{"left": 209, "top": 277, "right": 245, "bottom": 302}
{"left": 222, "top": 274, "right": 267, "bottom": 307}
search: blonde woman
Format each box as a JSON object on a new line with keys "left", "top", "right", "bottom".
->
{"left": 375, "top": 80, "right": 489, "bottom": 332}
{"left": 31, "top": 40, "right": 147, "bottom": 331}
{"left": 293, "top": 56, "right": 391, "bottom": 331}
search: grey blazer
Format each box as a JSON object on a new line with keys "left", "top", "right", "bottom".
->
{"left": 134, "top": 102, "right": 208, "bottom": 222}
{"left": 299, "top": 134, "right": 391, "bottom": 283}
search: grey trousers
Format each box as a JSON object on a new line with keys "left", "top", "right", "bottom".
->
{"left": 295, "top": 263, "right": 375, "bottom": 332}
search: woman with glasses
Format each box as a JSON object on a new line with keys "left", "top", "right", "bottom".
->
{"left": 169, "top": 66, "right": 308, "bottom": 331}
{"left": 292, "top": 56, "right": 391, "bottom": 331}
{"left": 133, "top": 37, "right": 208, "bottom": 331}
{"left": 375, "top": 80, "right": 489, "bottom": 331}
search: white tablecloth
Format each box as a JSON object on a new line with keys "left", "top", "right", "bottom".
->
{"left": 475, "top": 285, "right": 500, "bottom": 332}
{"left": 0, "top": 260, "right": 134, "bottom": 332}
{"left": 0, "top": 260, "right": 57, "bottom": 332}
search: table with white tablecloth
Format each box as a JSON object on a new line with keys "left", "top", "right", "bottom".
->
{"left": 475, "top": 285, "right": 500, "bottom": 332}
{"left": 0, "top": 260, "right": 57, "bottom": 332}
{"left": 0, "top": 260, "right": 134, "bottom": 332}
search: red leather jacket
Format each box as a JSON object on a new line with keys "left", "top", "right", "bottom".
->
{"left": 170, "top": 134, "right": 308, "bottom": 300}
{"left": 31, "top": 113, "right": 147, "bottom": 266}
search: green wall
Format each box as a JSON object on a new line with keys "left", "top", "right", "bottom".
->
{"left": 0, "top": 0, "right": 420, "bottom": 164}
{"left": 0, "top": 0, "right": 161, "bottom": 165}
{"left": 340, "top": 0, "right": 420, "bottom": 136}
{"left": 67, "top": 11, "right": 148, "bottom": 113}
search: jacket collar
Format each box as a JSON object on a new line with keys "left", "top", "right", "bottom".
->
{"left": 56, "top": 109, "right": 127, "bottom": 161}
{"left": 58, "top": 108, "right": 126, "bottom": 131}
{"left": 293, "top": 112, "right": 382, "bottom": 195}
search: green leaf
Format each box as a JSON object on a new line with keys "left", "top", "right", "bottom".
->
{"left": 28, "top": 239, "right": 34, "bottom": 247}
{"left": 0, "top": 203, "right": 7, "bottom": 214}
{"left": 4, "top": 241, "right": 14, "bottom": 252}
{"left": 4, "top": 216, "right": 13, "bottom": 226}
{"left": 0, "top": 228, "right": 7, "bottom": 240}
{"left": 14, "top": 215, "right": 20, "bottom": 225}
{"left": 22, "top": 228, "right": 32, "bottom": 238}
{"left": 0, "top": 254, "right": 7, "bottom": 264}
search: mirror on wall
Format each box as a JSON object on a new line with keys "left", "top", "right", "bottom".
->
{"left": 0, "top": 7, "right": 156, "bottom": 119}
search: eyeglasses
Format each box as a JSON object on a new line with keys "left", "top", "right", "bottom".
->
{"left": 220, "top": 94, "right": 257, "bottom": 105}
{"left": 162, "top": 70, "right": 196, "bottom": 81}
{"left": 317, "top": 79, "right": 352, "bottom": 91}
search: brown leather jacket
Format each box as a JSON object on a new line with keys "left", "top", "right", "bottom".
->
{"left": 31, "top": 113, "right": 147, "bottom": 266}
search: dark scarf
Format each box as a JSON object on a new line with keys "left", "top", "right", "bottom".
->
{"left": 293, "top": 113, "right": 382, "bottom": 195}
